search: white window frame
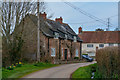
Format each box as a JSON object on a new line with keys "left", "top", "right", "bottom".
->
{"left": 75, "top": 49, "right": 79, "bottom": 57}
{"left": 54, "top": 32, "right": 59, "bottom": 39}
{"left": 62, "top": 48, "right": 63, "bottom": 56}
{"left": 74, "top": 36, "right": 77, "bottom": 42}
{"left": 65, "top": 34, "right": 67, "bottom": 40}
{"left": 109, "top": 43, "right": 114, "bottom": 46}
{"left": 87, "top": 44, "right": 93, "bottom": 48}
{"left": 99, "top": 44, "right": 104, "bottom": 47}
{"left": 51, "top": 48, "right": 55, "bottom": 57}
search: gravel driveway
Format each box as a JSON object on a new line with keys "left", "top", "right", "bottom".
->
{"left": 23, "top": 61, "right": 96, "bottom": 78}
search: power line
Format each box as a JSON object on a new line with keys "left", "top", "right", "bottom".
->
{"left": 66, "top": 14, "right": 117, "bottom": 25}
{"left": 63, "top": 2, "right": 115, "bottom": 28}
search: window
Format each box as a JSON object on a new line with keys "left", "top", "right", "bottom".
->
{"left": 74, "top": 36, "right": 77, "bottom": 42}
{"left": 75, "top": 49, "right": 79, "bottom": 57}
{"left": 119, "top": 43, "right": 120, "bottom": 46}
{"left": 65, "top": 34, "right": 67, "bottom": 39}
{"left": 54, "top": 32, "right": 59, "bottom": 39}
{"left": 99, "top": 44, "right": 104, "bottom": 47}
{"left": 109, "top": 43, "right": 114, "bottom": 46}
{"left": 62, "top": 48, "right": 63, "bottom": 56}
{"left": 51, "top": 48, "right": 55, "bottom": 57}
{"left": 87, "top": 44, "right": 93, "bottom": 48}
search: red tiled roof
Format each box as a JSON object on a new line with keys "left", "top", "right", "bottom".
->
{"left": 78, "top": 31, "right": 120, "bottom": 43}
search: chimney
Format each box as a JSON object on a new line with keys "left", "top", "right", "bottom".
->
{"left": 55, "top": 17, "right": 63, "bottom": 24}
{"left": 40, "top": 12, "right": 47, "bottom": 19}
{"left": 78, "top": 27, "right": 82, "bottom": 34}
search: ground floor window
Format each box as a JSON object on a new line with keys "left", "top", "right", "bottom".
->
{"left": 109, "top": 43, "right": 114, "bottom": 46}
{"left": 75, "top": 49, "right": 79, "bottom": 57}
{"left": 87, "top": 44, "right": 93, "bottom": 48}
{"left": 51, "top": 48, "right": 55, "bottom": 57}
{"left": 99, "top": 44, "right": 104, "bottom": 47}
{"left": 62, "top": 48, "right": 63, "bottom": 56}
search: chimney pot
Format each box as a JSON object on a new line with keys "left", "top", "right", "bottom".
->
{"left": 40, "top": 12, "right": 47, "bottom": 19}
{"left": 55, "top": 17, "right": 63, "bottom": 24}
{"left": 79, "top": 27, "right": 82, "bottom": 34}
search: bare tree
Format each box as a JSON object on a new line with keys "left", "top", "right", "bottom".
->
{"left": 0, "top": 1, "right": 46, "bottom": 66}
{"left": 1, "top": 1, "right": 46, "bottom": 40}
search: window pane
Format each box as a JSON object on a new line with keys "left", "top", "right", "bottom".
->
{"left": 75, "top": 49, "right": 78, "bottom": 57}
{"left": 74, "top": 36, "right": 77, "bottom": 42}
{"left": 62, "top": 48, "right": 63, "bottom": 56}
{"left": 51, "top": 48, "right": 55, "bottom": 57}
{"left": 109, "top": 43, "right": 114, "bottom": 46}
{"left": 99, "top": 44, "right": 104, "bottom": 47}
{"left": 54, "top": 32, "right": 59, "bottom": 39}
{"left": 87, "top": 44, "right": 93, "bottom": 47}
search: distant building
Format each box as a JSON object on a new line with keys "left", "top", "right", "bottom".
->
{"left": 14, "top": 12, "right": 82, "bottom": 63}
{"left": 78, "top": 27, "right": 120, "bottom": 56}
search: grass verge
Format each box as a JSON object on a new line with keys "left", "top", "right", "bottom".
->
{"left": 72, "top": 63, "right": 96, "bottom": 78}
{"left": 2, "top": 62, "right": 58, "bottom": 78}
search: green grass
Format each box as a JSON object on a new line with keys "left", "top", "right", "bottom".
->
{"left": 72, "top": 63, "right": 96, "bottom": 78}
{"left": 2, "top": 62, "right": 58, "bottom": 78}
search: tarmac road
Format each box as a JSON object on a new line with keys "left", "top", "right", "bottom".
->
{"left": 23, "top": 61, "right": 96, "bottom": 78}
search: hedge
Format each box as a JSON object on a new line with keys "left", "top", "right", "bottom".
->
{"left": 96, "top": 46, "right": 120, "bottom": 79}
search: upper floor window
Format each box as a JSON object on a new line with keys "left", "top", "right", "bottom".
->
{"left": 99, "top": 44, "right": 104, "bottom": 47}
{"left": 65, "top": 34, "right": 67, "bottom": 40}
{"left": 87, "top": 44, "right": 93, "bottom": 48}
{"left": 109, "top": 43, "right": 114, "bottom": 46}
{"left": 54, "top": 32, "right": 59, "bottom": 39}
{"left": 74, "top": 36, "right": 77, "bottom": 42}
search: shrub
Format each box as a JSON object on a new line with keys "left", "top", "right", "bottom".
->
{"left": 96, "top": 46, "right": 120, "bottom": 79}
{"left": 34, "top": 62, "right": 46, "bottom": 67}
{"left": 74, "top": 57, "right": 79, "bottom": 60}
{"left": 82, "top": 53, "right": 88, "bottom": 55}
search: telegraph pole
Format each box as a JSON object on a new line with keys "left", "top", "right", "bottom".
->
{"left": 107, "top": 18, "right": 110, "bottom": 31}
{"left": 37, "top": 0, "right": 40, "bottom": 62}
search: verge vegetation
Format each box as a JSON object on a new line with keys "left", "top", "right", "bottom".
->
{"left": 2, "top": 62, "right": 58, "bottom": 78}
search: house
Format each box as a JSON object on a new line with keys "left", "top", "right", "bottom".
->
{"left": 14, "top": 12, "right": 82, "bottom": 63}
{"left": 78, "top": 27, "right": 120, "bottom": 57}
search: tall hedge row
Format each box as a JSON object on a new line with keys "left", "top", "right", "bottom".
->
{"left": 96, "top": 46, "right": 120, "bottom": 78}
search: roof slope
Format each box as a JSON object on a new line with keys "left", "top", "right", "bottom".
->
{"left": 78, "top": 31, "right": 120, "bottom": 43}
{"left": 27, "top": 14, "right": 82, "bottom": 42}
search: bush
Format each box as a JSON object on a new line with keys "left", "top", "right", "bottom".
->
{"left": 74, "top": 57, "right": 79, "bottom": 60}
{"left": 96, "top": 47, "right": 120, "bottom": 79}
{"left": 82, "top": 53, "right": 88, "bottom": 55}
{"left": 34, "top": 62, "right": 46, "bottom": 67}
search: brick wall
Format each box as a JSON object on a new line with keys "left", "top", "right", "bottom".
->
{"left": 13, "top": 15, "right": 82, "bottom": 62}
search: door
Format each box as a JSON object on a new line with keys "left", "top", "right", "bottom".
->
{"left": 64, "top": 49, "right": 67, "bottom": 60}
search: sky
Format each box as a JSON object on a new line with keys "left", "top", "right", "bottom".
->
{"left": 45, "top": 2, "right": 118, "bottom": 33}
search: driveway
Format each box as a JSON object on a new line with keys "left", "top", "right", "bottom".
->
{"left": 23, "top": 61, "right": 96, "bottom": 78}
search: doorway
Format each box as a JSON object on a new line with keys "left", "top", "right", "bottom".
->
{"left": 64, "top": 49, "right": 67, "bottom": 60}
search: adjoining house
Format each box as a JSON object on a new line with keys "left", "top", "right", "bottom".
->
{"left": 78, "top": 27, "right": 120, "bottom": 57}
{"left": 14, "top": 12, "right": 82, "bottom": 63}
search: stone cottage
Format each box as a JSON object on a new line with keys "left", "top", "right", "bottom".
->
{"left": 78, "top": 27, "right": 120, "bottom": 57}
{"left": 14, "top": 12, "right": 82, "bottom": 63}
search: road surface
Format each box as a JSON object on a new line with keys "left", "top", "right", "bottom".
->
{"left": 23, "top": 61, "right": 96, "bottom": 78}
